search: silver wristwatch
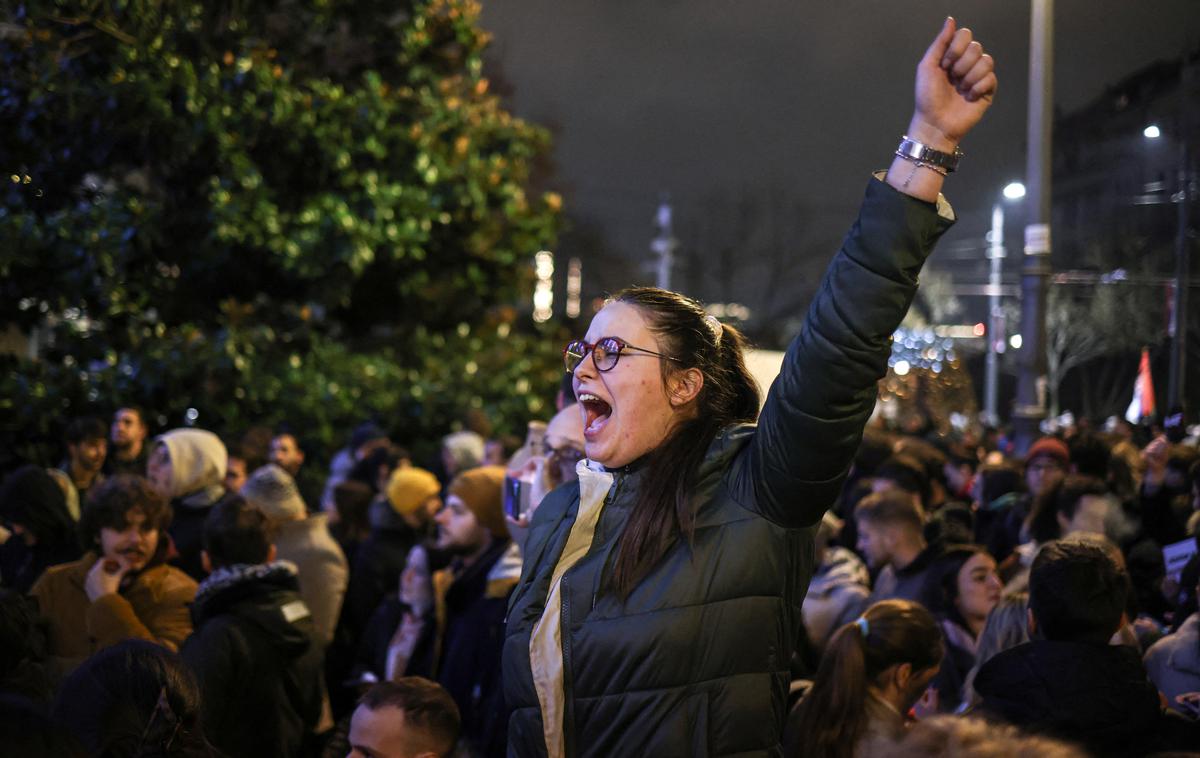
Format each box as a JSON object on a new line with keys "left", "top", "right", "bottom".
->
{"left": 896, "top": 137, "right": 963, "bottom": 173}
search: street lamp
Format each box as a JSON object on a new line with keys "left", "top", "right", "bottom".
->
{"left": 984, "top": 181, "right": 1026, "bottom": 427}
{"left": 1143, "top": 124, "right": 1162, "bottom": 140}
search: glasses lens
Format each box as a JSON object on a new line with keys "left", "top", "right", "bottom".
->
{"left": 595, "top": 338, "right": 621, "bottom": 371}
{"left": 564, "top": 341, "right": 587, "bottom": 372}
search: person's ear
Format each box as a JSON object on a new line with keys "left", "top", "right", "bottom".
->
{"left": 894, "top": 661, "right": 914, "bottom": 689}
{"left": 201, "top": 550, "right": 213, "bottom": 575}
{"left": 667, "top": 368, "right": 704, "bottom": 408}
{"left": 267, "top": 544, "right": 277, "bottom": 563}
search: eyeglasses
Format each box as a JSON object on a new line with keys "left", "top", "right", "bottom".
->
{"left": 563, "top": 337, "right": 682, "bottom": 374}
{"left": 547, "top": 444, "right": 585, "bottom": 464}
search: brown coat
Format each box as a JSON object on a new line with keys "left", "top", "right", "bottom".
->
{"left": 31, "top": 553, "right": 197, "bottom": 662}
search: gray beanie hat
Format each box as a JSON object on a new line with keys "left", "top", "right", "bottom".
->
{"left": 240, "top": 464, "right": 306, "bottom": 522}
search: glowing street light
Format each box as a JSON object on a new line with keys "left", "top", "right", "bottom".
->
{"left": 1003, "top": 181, "right": 1027, "bottom": 200}
{"left": 1143, "top": 124, "right": 1161, "bottom": 139}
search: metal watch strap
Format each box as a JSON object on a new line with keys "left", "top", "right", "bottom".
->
{"left": 896, "top": 136, "right": 963, "bottom": 173}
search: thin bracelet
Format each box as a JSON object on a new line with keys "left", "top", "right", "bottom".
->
{"left": 898, "top": 157, "right": 948, "bottom": 189}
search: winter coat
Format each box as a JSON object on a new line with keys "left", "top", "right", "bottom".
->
{"left": 341, "top": 500, "right": 426, "bottom": 642}
{"left": 866, "top": 544, "right": 939, "bottom": 606}
{"left": 503, "top": 177, "right": 954, "bottom": 758}
{"left": 975, "top": 639, "right": 1196, "bottom": 757}
{"left": 418, "top": 539, "right": 521, "bottom": 757}
{"left": 181, "top": 561, "right": 324, "bottom": 758}
{"left": 275, "top": 513, "right": 349, "bottom": 646}
{"left": 30, "top": 553, "right": 196, "bottom": 663}
{"left": 1144, "top": 612, "right": 1200, "bottom": 716}
{"left": 801, "top": 547, "right": 870, "bottom": 650}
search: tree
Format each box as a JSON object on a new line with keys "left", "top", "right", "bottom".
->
{"left": 1043, "top": 282, "right": 1163, "bottom": 417}
{"left": 0, "top": 0, "right": 563, "bottom": 470}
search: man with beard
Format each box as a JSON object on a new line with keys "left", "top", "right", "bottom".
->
{"left": 105, "top": 406, "right": 150, "bottom": 476}
{"left": 31, "top": 475, "right": 197, "bottom": 663}
{"left": 407, "top": 466, "right": 519, "bottom": 757}
{"left": 54, "top": 417, "right": 108, "bottom": 509}
{"left": 181, "top": 497, "right": 323, "bottom": 758}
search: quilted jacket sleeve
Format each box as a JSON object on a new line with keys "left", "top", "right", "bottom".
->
{"left": 728, "top": 176, "right": 954, "bottom": 528}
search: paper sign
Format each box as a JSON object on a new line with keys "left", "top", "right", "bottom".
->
{"left": 1163, "top": 538, "right": 1198, "bottom": 584}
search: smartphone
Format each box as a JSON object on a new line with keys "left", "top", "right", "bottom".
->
{"left": 503, "top": 476, "right": 529, "bottom": 519}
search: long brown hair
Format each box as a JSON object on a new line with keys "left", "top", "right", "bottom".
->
{"left": 790, "top": 600, "right": 943, "bottom": 758}
{"left": 603, "top": 287, "right": 760, "bottom": 599}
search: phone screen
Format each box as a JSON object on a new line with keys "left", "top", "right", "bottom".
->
{"left": 503, "top": 476, "right": 525, "bottom": 519}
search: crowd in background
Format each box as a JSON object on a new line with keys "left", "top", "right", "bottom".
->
{"left": 2, "top": 381, "right": 1200, "bottom": 756}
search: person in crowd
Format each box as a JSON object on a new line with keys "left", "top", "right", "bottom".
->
{"left": 0, "top": 464, "right": 82, "bottom": 591}
{"left": 343, "top": 467, "right": 441, "bottom": 634}
{"left": 0, "top": 589, "right": 61, "bottom": 705}
{"left": 106, "top": 406, "right": 150, "bottom": 476}
{"left": 222, "top": 437, "right": 249, "bottom": 495}
{"left": 959, "top": 592, "right": 1028, "bottom": 710}
{"left": 241, "top": 463, "right": 348, "bottom": 646}
{"left": 413, "top": 466, "right": 519, "bottom": 755}
{"left": 856, "top": 490, "right": 940, "bottom": 604}
{"left": 878, "top": 714, "right": 1087, "bottom": 758}
{"left": 321, "top": 421, "right": 391, "bottom": 514}
{"left": 506, "top": 403, "right": 588, "bottom": 551}
{"left": 1138, "top": 437, "right": 1194, "bottom": 547}
{"left": 53, "top": 639, "right": 216, "bottom": 757}
{"left": 974, "top": 539, "right": 1197, "bottom": 756}
{"left": 148, "top": 428, "right": 229, "bottom": 581}
{"left": 271, "top": 430, "right": 307, "bottom": 478}
{"left": 1143, "top": 574, "right": 1200, "bottom": 717}
{"left": 971, "top": 460, "right": 1023, "bottom": 564}
{"left": 871, "top": 455, "right": 930, "bottom": 510}
{"left": 440, "top": 430, "right": 484, "bottom": 480}
{"left": 1032, "top": 474, "right": 1111, "bottom": 542}
{"left": 272, "top": 429, "right": 324, "bottom": 512}
{"left": 503, "top": 19, "right": 997, "bottom": 755}
{"left": 802, "top": 511, "right": 871, "bottom": 652}
{"left": 1007, "top": 475, "right": 1110, "bottom": 594}
{"left": 346, "top": 678, "right": 461, "bottom": 758}
{"left": 32, "top": 475, "right": 196, "bottom": 662}
{"left": 989, "top": 437, "right": 1070, "bottom": 574}
{"left": 181, "top": 497, "right": 324, "bottom": 757}
{"left": 919, "top": 545, "right": 1002, "bottom": 713}
{"left": 330, "top": 479, "right": 375, "bottom": 567}
{"left": 351, "top": 543, "right": 434, "bottom": 692}
{"left": 54, "top": 416, "right": 108, "bottom": 508}
{"left": 784, "top": 599, "right": 944, "bottom": 757}
{"left": 0, "top": 693, "right": 87, "bottom": 757}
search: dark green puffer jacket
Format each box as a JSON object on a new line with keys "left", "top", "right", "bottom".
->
{"left": 503, "top": 177, "right": 953, "bottom": 757}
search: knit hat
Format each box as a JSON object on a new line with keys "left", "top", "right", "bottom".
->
{"left": 1026, "top": 436, "right": 1069, "bottom": 466}
{"left": 241, "top": 464, "right": 307, "bottom": 522}
{"left": 386, "top": 467, "right": 441, "bottom": 516}
{"left": 447, "top": 465, "right": 507, "bottom": 540}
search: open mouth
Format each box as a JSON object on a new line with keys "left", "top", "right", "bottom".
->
{"left": 577, "top": 392, "right": 612, "bottom": 438}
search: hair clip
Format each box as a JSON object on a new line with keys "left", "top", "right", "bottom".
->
{"left": 704, "top": 314, "right": 723, "bottom": 342}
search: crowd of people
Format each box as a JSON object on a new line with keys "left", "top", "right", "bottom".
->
{"left": 4, "top": 385, "right": 1200, "bottom": 757}
{"left": 3, "top": 16, "right": 1199, "bottom": 758}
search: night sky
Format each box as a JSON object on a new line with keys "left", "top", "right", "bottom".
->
{"left": 481, "top": 1, "right": 1200, "bottom": 342}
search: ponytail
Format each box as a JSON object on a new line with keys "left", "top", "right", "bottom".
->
{"left": 791, "top": 620, "right": 871, "bottom": 758}
{"left": 788, "top": 600, "right": 943, "bottom": 758}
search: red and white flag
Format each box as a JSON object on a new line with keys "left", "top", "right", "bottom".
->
{"left": 1124, "top": 348, "right": 1156, "bottom": 424}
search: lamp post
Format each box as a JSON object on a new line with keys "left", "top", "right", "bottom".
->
{"left": 984, "top": 181, "right": 1026, "bottom": 427}
{"left": 1013, "top": 0, "right": 1054, "bottom": 455}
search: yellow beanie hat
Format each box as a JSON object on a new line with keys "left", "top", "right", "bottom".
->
{"left": 386, "top": 467, "right": 442, "bottom": 516}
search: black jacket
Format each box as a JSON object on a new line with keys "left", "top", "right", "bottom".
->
{"left": 975, "top": 639, "right": 1198, "bottom": 757}
{"left": 181, "top": 562, "right": 324, "bottom": 758}
{"left": 502, "top": 178, "right": 953, "bottom": 757}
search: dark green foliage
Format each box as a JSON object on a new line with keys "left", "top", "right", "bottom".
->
{"left": 0, "top": 0, "right": 564, "bottom": 469}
